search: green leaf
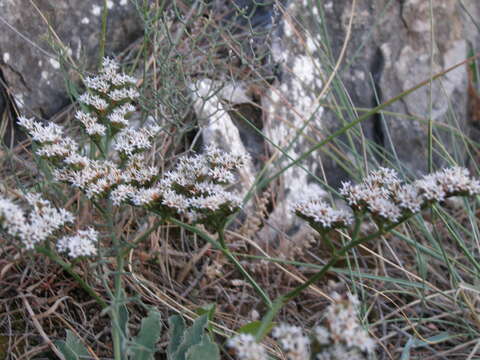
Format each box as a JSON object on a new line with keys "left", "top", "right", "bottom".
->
{"left": 185, "top": 337, "right": 220, "bottom": 360}
{"left": 115, "top": 289, "right": 130, "bottom": 355}
{"left": 131, "top": 308, "right": 162, "bottom": 360}
{"left": 55, "top": 330, "right": 91, "bottom": 360}
{"left": 171, "top": 315, "right": 209, "bottom": 360}
{"left": 401, "top": 332, "right": 454, "bottom": 360}
{"left": 195, "top": 304, "right": 216, "bottom": 332}
{"left": 167, "top": 315, "right": 186, "bottom": 357}
{"left": 237, "top": 321, "right": 275, "bottom": 337}
{"left": 194, "top": 304, "right": 215, "bottom": 320}
{"left": 118, "top": 290, "right": 130, "bottom": 339}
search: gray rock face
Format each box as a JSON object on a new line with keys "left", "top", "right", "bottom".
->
{"left": 196, "top": 0, "right": 480, "bottom": 244}
{"left": 0, "top": 0, "right": 142, "bottom": 119}
{"left": 322, "top": 0, "right": 479, "bottom": 176}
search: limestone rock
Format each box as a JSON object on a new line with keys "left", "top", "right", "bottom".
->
{"left": 215, "top": 0, "right": 480, "bottom": 245}
{"left": 323, "top": 0, "right": 479, "bottom": 175}
{"left": 0, "top": 0, "right": 142, "bottom": 119}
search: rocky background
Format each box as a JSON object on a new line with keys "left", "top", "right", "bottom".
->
{"left": 1, "top": 0, "right": 479, "bottom": 242}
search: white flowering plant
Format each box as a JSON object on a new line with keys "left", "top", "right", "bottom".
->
{"left": 4, "top": 55, "right": 480, "bottom": 358}
{"left": 244, "top": 165, "right": 480, "bottom": 353}
{"left": 1, "top": 57, "right": 270, "bottom": 360}
{"left": 292, "top": 166, "right": 480, "bottom": 256}
{"left": 4, "top": 52, "right": 480, "bottom": 358}
{"left": 227, "top": 291, "right": 375, "bottom": 360}
{"left": 1, "top": 15, "right": 479, "bottom": 359}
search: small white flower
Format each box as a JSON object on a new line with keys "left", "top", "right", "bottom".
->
{"left": 366, "top": 197, "right": 401, "bottom": 222}
{"left": 110, "top": 184, "right": 138, "bottom": 205}
{"left": 0, "top": 194, "right": 73, "bottom": 250}
{"left": 294, "top": 199, "right": 352, "bottom": 229}
{"left": 75, "top": 110, "right": 107, "bottom": 136}
{"left": 107, "top": 103, "right": 135, "bottom": 126}
{"left": 114, "top": 127, "right": 155, "bottom": 157}
{"left": 57, "top": 227, "right": 98, "bottom": 258}
{"left": 322, "top": 292, "right": 376, "bottom": 354}
{"left": 208, "top": 166, "right": 236, "bottom": 183}
{"left": 415, "top": 174, "right": 446, "bottom": 202}
{"left": 364, "top": 167, "right": 400, "bottom": 191}
{"left": 227, "top": 334, "right": 267, "bottom": 360}
{"left": 272, "top": 324, "right": 310, "bottom": 360}
{"left": 53, "top": 160, "right": 120, "bottom": 199}
{"left": 339, "top": 181, "right": 365, "bottom": 207}
{"left": 108, "top": 88, "right": 140, "bottom": 102}
{"left": 17, "top": 117, "right": 65, "bottom": 144}
{"left": 36, "top": 137, "right": 78, "bottom": 159}
{"left": 64, "top": 153, "right": 91, "bottom": 168}
{"left": 438, "top": 166, "right": 480, "bottom": 196}
{"left": 0, "top": 197, "right": 26, "bottom": 238}
{"left": 101, "top": 57, "right": 120, "bottom": 80}
{"left": 84, "top": 76, "right": 110, "bottom": 93}
{"left": 131, "top": 187, "right": 162, "bottom": 206}
{"left": 122, "top": 158, "right": 157, "bottom": 185}
{"left": 17, "top": 116, "right": 36, "bottom": 131}
{"left": 79, "top": 93, "right": 109, "bottom": 111}
{"left": 395, "top": 184, "right": 423, "bottom": 213}
{"left": 161, "top": 189, "right": 191, "bottom": 212}
{"left": 111, "top": 73, "right": 137, "bottom": 86}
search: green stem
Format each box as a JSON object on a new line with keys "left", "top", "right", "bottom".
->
{"left": 217, "top": 226, "right": 227, "bottom": 248}
{"left": 37, "top": 247, "right": 107, "bottom": 309}
{"left": 119, "top": 219, "right": 163, "bottom": 258}
{"left": 168, "top": 217, "right": 272, "bottom": 308}
{"left": 317, "top": 230, "right": 336, "bottom": 256}
{"left": 112, "top": 255, "right": 124, "bottom": 360}
{"left": 107, "top": 201, "right": 124, "bottom": 360}
{"left": 99, "top": 0, "right": 109, "bottom": 68}
{"left": 427, "top": 0, "right": 434, "bottom": 173}
{"left": 256, "top": 214, "right": 413, "bottom": 340}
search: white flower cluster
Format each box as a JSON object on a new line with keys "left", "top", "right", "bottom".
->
{"left": 228, "top": 293, "right": 375, "bottom": 360}
{"left": 17, "top": 58, "right": 161, "bottom": 201}
{"left": 17, "top": 117, "right": 79, "bottom": 162}
{"left": 0, "top": 193, "right": 97, "bottom": 257}
{"left": 314, "top": 292, "right": 376, "bottom": 359}
{"left": 112, "top": 145, "right": 249, "bottom": 227}
{"left": 114, "top": 124, "right": 161, "bottom": 157}
{"left": 0, "top": 193, "right": 73, "bottom": 249}
{"left": 77, "top": 57, "right": 139, "bottom": 136}
{"left": 57, "top": 227, "right": 98, "bottom": 258}
{"left": 293, "top": 199, "right": 353, "bottom": 232}
{"left": 17, "top": 58, "right": 249, "bottom": 231}
{"left": 415, "top": 166, "right": 480, "bottom": 202}
{"left": 75, "top": 110, "right": 106, "bottom": 136}
{"left": 339, "top": 167, "right": 403, "bottom": 222}
{"left": 227, "top": 334, "right": 268, "bottom": 360}
{"left": 272, "top": 324, "right": 310, "bottom": 360}
{"left": 53, "top": 159, "right": 122, "bottom": 199}
{"left": 328, "top": 166, "right": 480, "bottom": 225}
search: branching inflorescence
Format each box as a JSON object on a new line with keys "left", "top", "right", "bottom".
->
{"left": 5, "top": 55, "right": 480, "bottom": 360}
{"left": 294, "top": 166, "right": 480, "bottom": 233}
{"left": 228, "top": 291, "right": 375, "bottom": 360}
{"left": 12, "top": 57, "right": 248, "bottom": 256}
{"left": 121, "top": 145, "right": 249, "bottom": 229}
